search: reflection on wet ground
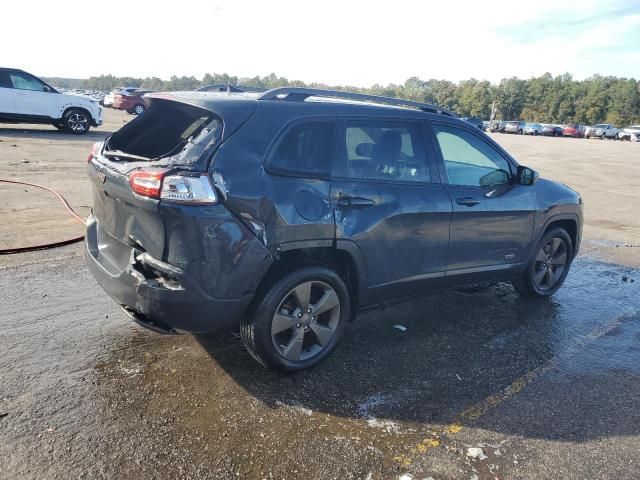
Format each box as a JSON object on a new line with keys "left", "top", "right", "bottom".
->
{"left": 1, "top": 251, "right": 639, "bottom": 479}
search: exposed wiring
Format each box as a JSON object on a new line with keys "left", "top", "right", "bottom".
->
{"left": 0, "top": 179, "right": 86, "bottom": 255}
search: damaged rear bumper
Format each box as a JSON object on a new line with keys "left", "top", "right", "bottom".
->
{"left": 85, "top": 214, "right": 252, "bottom": 333}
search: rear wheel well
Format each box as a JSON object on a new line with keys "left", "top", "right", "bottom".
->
{"left": 544, "top": 219, "right": 577, "bottom": 252}
{"left": 254, "top": 247, "right": 359, "bottom": 318}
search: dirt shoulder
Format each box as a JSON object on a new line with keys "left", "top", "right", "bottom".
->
{"left": 0, "top": 109, "right": 126, "bottom": 252}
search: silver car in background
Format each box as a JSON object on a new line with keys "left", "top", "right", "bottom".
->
{"left": 504, "top": 120, "right": 525, "bottom": 134}
{"left": 587, "top": 123, "right": 619, "bottom": 139}
{"left": 523, "top": 122, "right": 542, "bottom": 135}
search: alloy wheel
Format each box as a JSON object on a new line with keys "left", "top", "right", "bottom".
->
{"left": 533, "top": 237, "right": 567, "bottom": 290}
{"left": 68, "top": 113, "right": 88, "bottom": 133}
{"left": 134, "top": 105, "right": 144, "bottom": 115}
{"left": 271, "top": 281, "right": 341, "bottom": 362}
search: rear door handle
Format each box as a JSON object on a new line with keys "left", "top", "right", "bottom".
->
{"left": 337, "top": 195, "right": 375, "bottom": 207}
{"left": 456, "top": 197, "right": 480, "bottom": 207}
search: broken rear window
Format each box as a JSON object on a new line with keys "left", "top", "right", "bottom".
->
{"left": 105, "top": 100, "right": 219, "bottom": 160}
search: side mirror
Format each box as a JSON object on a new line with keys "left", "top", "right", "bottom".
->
{"left": 43, "top": 85, "right": 52, "bottom": 93}
{"left": 517, "top": 166, "right": 539, "bottom": 186}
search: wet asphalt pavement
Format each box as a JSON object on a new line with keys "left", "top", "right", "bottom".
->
{"left": 1, "top": 245, "right": 639, "bottom": 480}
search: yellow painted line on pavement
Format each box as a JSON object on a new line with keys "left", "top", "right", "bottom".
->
{"left": 393, "top": 309, "right": 637, "bottom": 466}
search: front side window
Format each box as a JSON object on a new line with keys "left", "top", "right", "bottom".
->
{"left": 10, "top": 73, "right": 45, "bottom": 91}
{"left": 342, "top": 120, "right": 430, "bottom": 182}
{"left": 269, "top": 121, "right": 335, "bottom": 177}
{"left": 433, "top": 124, "right": 512, "bottom": 187}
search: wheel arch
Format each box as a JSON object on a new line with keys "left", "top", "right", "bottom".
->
{"left": 541, "top": 214, "right": 580, "bottom": 258}
{"left": 252, "top": 243, "right": 366, "bottom": 319}
{"left": 61, "top": 106, "right": 92, "bottom": 122}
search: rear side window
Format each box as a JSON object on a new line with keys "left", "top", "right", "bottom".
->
{"left": 268, "top": 121, "right": 335, "bottom": 177}
{"left": 342, "top": 120, "right": 430, "bottom": 182}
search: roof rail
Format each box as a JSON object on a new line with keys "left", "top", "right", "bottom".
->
{"left": 196, "top": 84, "right": 267, "bottom": 93}
{"left": 259, "top": 87, "right": 456, "bottom": 117}
{"left": 196, "top": 84, "right": 246, "bottom": 93}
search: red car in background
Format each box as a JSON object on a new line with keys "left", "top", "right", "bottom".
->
{"left": 112, "top": 89, "right": 153, "bottom": 115}
{"left": 562, "top": 124, "right": 584, "bottom": 138}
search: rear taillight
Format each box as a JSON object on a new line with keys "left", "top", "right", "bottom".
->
{"left": 88, "top": 142, "right": 101, "bottom": 163}
{"left": 129, "top": 169, "right": 168, "bottom": 198}
{"left": 160, "top": 175, "right": 218, "bottom": 204}
{"left": 128, "top": 169, "right": 217, "bottom": 204}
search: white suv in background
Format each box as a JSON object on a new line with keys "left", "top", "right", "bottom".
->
{"left": 0, "top": 68, "right": 102, "bottom": 134}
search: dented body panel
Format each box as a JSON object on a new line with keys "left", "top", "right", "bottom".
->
{"left": 85, "top": 194, "right": 273, "bottom": 332}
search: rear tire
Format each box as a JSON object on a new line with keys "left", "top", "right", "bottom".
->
{"left": 133, "top": 103, "right": 145, "bottom": 115}
{"left": 62, "top": 109, "right": 90, "bottom": 134}
{"left": 240, "top": 266, "right": 351, "bottom": 371}
{"left": 513, "top": 227, "right": 573, "bottom": 298}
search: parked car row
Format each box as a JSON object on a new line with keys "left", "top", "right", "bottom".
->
{"left": 489, "top": 119, "right": 638, "bottom": 141}
{"left": 57, "top": 88, "right": 105, "bottom": 104}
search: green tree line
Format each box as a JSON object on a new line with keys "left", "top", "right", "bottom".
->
{"left": 45, "top": 72, "right": 640, "bottom": 126}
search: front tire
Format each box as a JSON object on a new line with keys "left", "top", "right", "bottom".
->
{"left": 133, "top": 103, "right": 145, "bottom": 115}
{"left": 62, "top": 109, "right": 90, "bottom": 134}
{"left": 513, "top": 227, "right": 573, "bottom": 298}
{"left": 241, "top": 266, "right": 351, "bottom": 371}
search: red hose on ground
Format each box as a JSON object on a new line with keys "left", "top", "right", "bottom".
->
{"left": 0, "top": 179, "right": 86, "bottom": 255}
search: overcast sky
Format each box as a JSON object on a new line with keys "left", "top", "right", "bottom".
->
{"left": 4, "top": 0, "right": 640, "bottom": 86}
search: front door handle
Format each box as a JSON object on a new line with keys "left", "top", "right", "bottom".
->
{"left": 337, "top": 195, "right": 375, "bottom": 207}
{"left": 456, "top": 197, "right": 480, "bottom": 207}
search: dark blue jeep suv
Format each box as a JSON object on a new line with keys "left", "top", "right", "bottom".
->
{"left": 86, "top": 88, "right": 583, "bottom": 370}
